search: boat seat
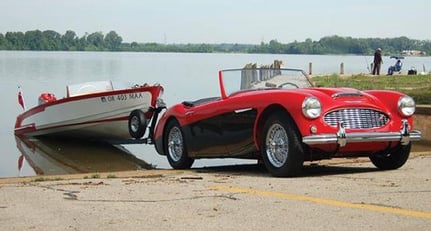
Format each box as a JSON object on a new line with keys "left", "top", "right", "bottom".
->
{"left": 38, "top": 93, "right": 57, "bottom": 105}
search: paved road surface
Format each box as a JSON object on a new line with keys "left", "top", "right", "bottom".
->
{"left": 0, "top": 153, "right": 430, "bottom": 231}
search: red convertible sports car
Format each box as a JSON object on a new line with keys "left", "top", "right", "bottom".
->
{"left": 153, "top": 68, "right": 422, "bottom": 177}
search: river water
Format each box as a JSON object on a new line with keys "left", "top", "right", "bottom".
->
{"left": 1, "top": 51, "right": 430, "bottom": 178}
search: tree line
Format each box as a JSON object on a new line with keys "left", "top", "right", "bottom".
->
{"left": 248, "top": 36, "right": 431, "bottom": 55}
{"left": 0, "top": 30, "right": 123, "bottom": 51}
{"left": 1, "top": 30, "right": 430, "bottom": 55}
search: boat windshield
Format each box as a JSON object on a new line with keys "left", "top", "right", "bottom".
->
{"left": 67, "top": 81, "right": 114, "bottom": 97}
{"left": 219, "top": 68, "right": 313, "bottom": 96}
{"left": 66, "top": 80, "right": 150, "bottom": 97}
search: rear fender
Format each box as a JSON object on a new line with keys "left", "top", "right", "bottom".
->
{"left": 154, "top": 104, "right": 183, "bottom": 155}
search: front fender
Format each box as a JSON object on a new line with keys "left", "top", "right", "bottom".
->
{"left": 364, "top": 90, "right": 406, "bottom": 113}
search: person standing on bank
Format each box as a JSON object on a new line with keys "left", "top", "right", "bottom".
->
{"left": 372, "top": 48, "right": 383, "bottom": 75}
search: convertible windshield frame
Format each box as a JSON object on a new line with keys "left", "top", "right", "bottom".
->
{"left": 218, "top": 68, "right": 314, "bottom": 98}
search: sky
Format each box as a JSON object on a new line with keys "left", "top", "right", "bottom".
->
{"left": 0, "top": 0, "right": 430, "bottom": 44}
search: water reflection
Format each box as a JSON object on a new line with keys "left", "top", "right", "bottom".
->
{"left": 15, "top": 135, "right": 153, "bottom": 176}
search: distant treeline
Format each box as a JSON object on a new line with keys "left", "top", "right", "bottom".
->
{"left": 1, "top": 29, "right": 430, "bottom": 55}
{"left": 0, "top": 30, "right": 122, "bottom": 51}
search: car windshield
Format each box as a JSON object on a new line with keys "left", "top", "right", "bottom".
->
{"left": 219, "top": 68, "right": 313, "bottom": 96}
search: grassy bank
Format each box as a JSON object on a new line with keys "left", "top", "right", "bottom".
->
{"left": 312, "top": 74, "right": 431, "bottom": 104}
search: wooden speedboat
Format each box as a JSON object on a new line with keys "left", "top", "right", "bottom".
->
{"left": 15, "top": 80, "right": 165, "bottom": 142}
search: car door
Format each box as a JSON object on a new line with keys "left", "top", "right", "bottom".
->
{"left": 181, "top": 95, "right": 259, "bottom": 158}
{"left": 181, "top": 100, "right": 228, "bottom": 157}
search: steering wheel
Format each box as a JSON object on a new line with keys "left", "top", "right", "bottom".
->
{"left": 278, "top": 82, "right": 299, "bottom": 89}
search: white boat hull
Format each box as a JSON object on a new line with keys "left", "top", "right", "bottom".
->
{"left": 15, "top": 84, "right": 164, "bottom": 141}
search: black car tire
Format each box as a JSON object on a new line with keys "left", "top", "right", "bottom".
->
{"left": 164, "top": 120, "right": 194, "bottom": 169}
{"left": 261, "top": 111, "right": 304, "bottom": 177}
{"left": 369, "top": 143, "right": 411, "bottom": 170}
{"left": 128, "top": 109, "right": 147, "bottom": 139}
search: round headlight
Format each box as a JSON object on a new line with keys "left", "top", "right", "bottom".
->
{"left": 398, "top": 95, "right": 415, "bottom": 116}
{"left": 302, "top": 97, "right": 322, "bottom": 119}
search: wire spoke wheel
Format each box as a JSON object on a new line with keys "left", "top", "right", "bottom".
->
{"left": 167, "top": 126, "right": 183, "bottom": 162}
{"left": 164, "top": 120, "right": 194, "bottom": 169}
{"left": 265, "top": 124, "right": 289, "bottom": 168}
{"left": 261, "top": 111, "right": 304, "bottom": 177}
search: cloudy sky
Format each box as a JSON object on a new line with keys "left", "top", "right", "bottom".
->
{"left": 0, "top": 0, "right": 429, "bottom": 44}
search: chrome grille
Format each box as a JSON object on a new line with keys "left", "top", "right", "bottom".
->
{"left": 324, "top": 109, "right": 389, "bottom": 129}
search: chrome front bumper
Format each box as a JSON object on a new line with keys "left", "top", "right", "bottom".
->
{"left": 302, "top": 119, "right": 422, "bottom": 147}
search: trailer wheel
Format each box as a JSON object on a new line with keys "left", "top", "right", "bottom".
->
{"left": 128, "top": 110, "right": 147, "bottom": 139}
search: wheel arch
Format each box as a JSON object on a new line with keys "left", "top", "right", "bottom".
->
{"left": 155, "top": 115, "right": 179, "bottom": 156}
{"left": 254, "top": 104, "right": 301, "bottom": 151}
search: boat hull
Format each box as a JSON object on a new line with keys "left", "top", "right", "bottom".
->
{"left": 15, "top": 86, "right": 163, "bottom": 140}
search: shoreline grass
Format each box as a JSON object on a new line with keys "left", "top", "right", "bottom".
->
{"left": 312, "top": 74, "right": 431, "bottom": 104}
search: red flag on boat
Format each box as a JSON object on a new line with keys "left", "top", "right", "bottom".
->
{"left": 18, "top": 86, "right": 26, "bottom": 110}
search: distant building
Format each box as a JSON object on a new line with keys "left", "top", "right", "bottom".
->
{"left": 402, "top": 50, "right": 426, "bottom": 56}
